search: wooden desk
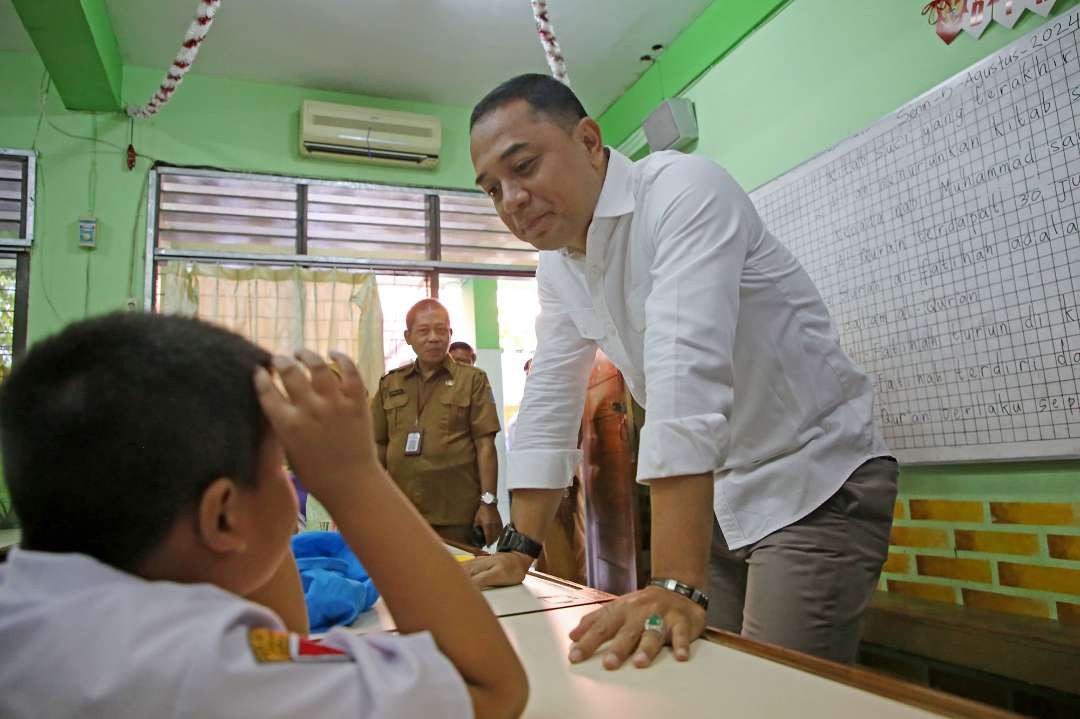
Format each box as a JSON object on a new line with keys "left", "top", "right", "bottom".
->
{"left": 500, "top": 604, "right": 1012, "bottom": 719}
{"left": 346, "top": 568, "right": 610, "bottom": 635}
{"left": 341, "top": 545, "right": 1011, "bottom": 717}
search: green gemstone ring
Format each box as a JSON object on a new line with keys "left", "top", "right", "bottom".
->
{"left": 643, "top": 613, "right": 663, "bottom": 634}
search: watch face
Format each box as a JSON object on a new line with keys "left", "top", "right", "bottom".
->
{"left": 480, "top": 492, "right": 496, "bottom": 505}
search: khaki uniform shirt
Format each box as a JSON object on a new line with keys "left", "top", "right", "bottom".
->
{"left": 372, "top": 357, "right": 501, "bottom": 526}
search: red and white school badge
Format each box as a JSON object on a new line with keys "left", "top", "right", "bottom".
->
{"left": 248, "top": 628, "right": 351, "bottom": 663}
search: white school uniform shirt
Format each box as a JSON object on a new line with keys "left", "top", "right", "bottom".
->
{"left": 508, "top": 149, "right": 891, "bottom": 550}
{"left": 0, "top": 547, "right": 471, "bottom": 719}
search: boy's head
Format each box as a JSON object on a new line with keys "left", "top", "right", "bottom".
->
{"left": 0, "top": 312, "right": 297, "bottom": 594}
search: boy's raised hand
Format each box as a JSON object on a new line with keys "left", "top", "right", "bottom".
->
{"left": 254, "top": 350, "right": 379, "bottom": 505}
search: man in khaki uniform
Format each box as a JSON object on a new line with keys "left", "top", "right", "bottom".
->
{"left": 372, "top": 299, "right": 503, "bottom": 546}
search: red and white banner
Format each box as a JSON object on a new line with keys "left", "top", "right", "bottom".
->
{"left": 922, "top": 0, "right": 1059, "bottom": 44}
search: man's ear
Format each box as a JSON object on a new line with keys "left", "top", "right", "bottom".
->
{"left": 196, "top": 477, "right": 248, "bottom": 555}
{"left": 576, "top": 117, "right": 605, "bottom": 164}
{"left": 403, "top": 328, "right": 412, "bottom": 344}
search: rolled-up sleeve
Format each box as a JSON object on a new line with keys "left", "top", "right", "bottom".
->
{"left": 637, "top": 157, "right": 760, "bottom": 482}
{"left": 507, "top": 257, "right": 597, "bottom": 490}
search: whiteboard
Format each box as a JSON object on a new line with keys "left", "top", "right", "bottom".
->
{"left": 749, "top": 8, "right": 1080, "bottom": 463}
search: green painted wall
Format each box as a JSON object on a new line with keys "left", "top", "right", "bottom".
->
{"left": 597, "top": 0, "right": 788, "bottom": 147}
{"left": 11, "top": 0, "right": 124, "bottom": 111}
{"left": 683, "top": 0, "right": 1080, "bottom": 192}
{"left": 0, "top": 50, "right": 476, "bottom": 346}
{"left": 469, "top": 279, "right": 500, "bottom": 351}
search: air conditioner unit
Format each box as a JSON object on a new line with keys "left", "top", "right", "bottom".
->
{"left": 300, "top": 100, "right": 441, "bottom": 168}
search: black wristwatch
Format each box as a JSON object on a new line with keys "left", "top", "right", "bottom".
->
{"left": 649, "top": 578, "right": 710, "bottom": 611}
{"left": 495, "top": 522, "right": 543, "bottom": 559}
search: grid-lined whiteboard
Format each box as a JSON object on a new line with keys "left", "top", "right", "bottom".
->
{"left": 750, "top": 8, "right": 1080, "bottom": 463}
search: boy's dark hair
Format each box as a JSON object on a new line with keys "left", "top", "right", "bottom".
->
{"left": 0, "top": 312, "right": 272, "bottom": 571}
{"left": 470, "top": 73, "right": 588, "bottom": 132}
{"left": 448, "top": 341, "right": 475, "bottom": 354}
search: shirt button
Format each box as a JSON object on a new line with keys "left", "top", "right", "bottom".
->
{"left": 588, "top": 266, "right": 601, "bottom": 279}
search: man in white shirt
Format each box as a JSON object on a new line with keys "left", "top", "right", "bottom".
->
{"left": 465, "top": 74, "right": 897, "bottom": 668}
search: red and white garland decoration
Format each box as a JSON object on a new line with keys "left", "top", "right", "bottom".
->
{"left": 531, "top": 1, "right": 571, "bottom": 86}
{"left": 126, "top": 0, "right": 221, "bottom": 119}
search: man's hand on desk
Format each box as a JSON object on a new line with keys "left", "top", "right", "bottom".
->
{"left": 463, "top": 551, "right": 531, "bottom": 588}
{"left": 568, "top": 585, "right": 706, "bottom": 670}
{"left": 474, "top": 504, "right": 503, "bottom": 546}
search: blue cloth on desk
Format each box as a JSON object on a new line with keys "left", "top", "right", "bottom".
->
{"left": 290, "top": 531, "right": 379, "bottom": 633}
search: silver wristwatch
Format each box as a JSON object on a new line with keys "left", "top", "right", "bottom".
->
{"left": 480, "top": 491, "right": 497, "bottom": 505}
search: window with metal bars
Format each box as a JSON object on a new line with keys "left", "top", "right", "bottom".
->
{"left": 0, "top": 149, "right": 33, "bottom": 531}
{"left": 148, "top": 166, "right": 537, "bottom": 278}
{"left": 147, "top": 166, "right": 538, "bottom": 372}
{"left": 0, "top": 150, "right": 33, "bottom": 380}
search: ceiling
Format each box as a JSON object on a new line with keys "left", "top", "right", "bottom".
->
{"left": 1, "top": 0, "right": 713, "bottom": 114}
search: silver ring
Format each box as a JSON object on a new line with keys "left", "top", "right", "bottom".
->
{"left": 643, "top": 613, "right": 663, "bottom": 635}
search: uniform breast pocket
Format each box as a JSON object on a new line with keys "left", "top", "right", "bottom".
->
{"left": 382, "top": 393, "right": 410, "bottom": 429}
{"left": 569, "top": 308, "right": 605, "bottom": 340}
{"left": 441, "top": 392, "right": 471, "bottom": 433}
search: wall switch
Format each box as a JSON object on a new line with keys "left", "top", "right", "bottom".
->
{"left": 78, "top": 217, "right": 97, "bottom": 249}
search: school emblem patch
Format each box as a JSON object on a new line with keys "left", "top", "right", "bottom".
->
{"left": 248, "top": 628, "right": 351, "bottom": 663}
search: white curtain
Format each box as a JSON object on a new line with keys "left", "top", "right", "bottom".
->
{"left": 158, "top": 262, "right": 384, "bottom": 395}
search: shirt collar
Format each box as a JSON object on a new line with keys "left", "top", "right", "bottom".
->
{"left": 592, "top": 148, "right": 636, "bottom": 219}
{"left": 403, "top": 355, "right": 455, "bottom": 378}
{"left": 2, "top": 547, "right": 135, "bottom": 595}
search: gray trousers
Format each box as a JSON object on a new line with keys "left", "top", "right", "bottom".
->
{"left": 706, "top": 457, "right": 898, "bottom": 663}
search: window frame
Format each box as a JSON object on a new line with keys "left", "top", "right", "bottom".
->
{"left": 0, "top": 148, "right": 35, "bottom": 365}
{"left": 143, "top": 165, "right": 535, "bottom": 310}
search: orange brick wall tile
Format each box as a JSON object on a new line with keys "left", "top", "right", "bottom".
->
{"left": 893, "top": 499, "right": 907, "bottom": 520}
{"left": 1047, "top": 534, "right": 1080, "bottom": 561}
{"left": 882, "top": 552, "right": 912, "bottom": 574}
{"left": 1058, "top": 602, "right": 1080, "bottom": 626}
{"left": 989, "top": 502, "right": 1079, "bottom": 526}
{"left": 953, "top": 530, "right": 1039, "bottom": 556}
{"left": 998, "top": 562, "right": 1080, "bottom": 596}
{"left": 886, "top": 579, "right": 957, "bottom": 604}
{"left": 909, "top": 499, "right": 984, "bottom": 522}
{"left": 961, "top": 589, "right": 1051, "bottom": 619}
{"left": 916, "top": 555, "right": 993, "bottom": 583}
{"left": 889, "top": 526, "right": 950, "bottom": 549}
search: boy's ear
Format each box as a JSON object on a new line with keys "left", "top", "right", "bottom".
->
{"left": 196, "top": 477, "right": 248, "bottom": 555}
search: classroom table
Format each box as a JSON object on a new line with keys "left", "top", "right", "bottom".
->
{"left": 345, "top": 546, "right": 611, "bottom": 635}
{"left": 337, "top": 546, "right": 1014, "bottom": 718}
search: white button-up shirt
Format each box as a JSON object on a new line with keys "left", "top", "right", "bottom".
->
{"left": 508, "top": 149, "right": 890, "bottom": 549}
{"left": 0, "top": 548, "right": 471, "bottom": 719}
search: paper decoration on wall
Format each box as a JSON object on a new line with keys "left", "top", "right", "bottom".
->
{"left": 126, "top": 0, "right": 222, "bottom": 119}
{"left": 922, "top": 0, "right": 1058, "bottom": 44}
{"left": 531, "top": 1, "right": 571, "bottom": 86}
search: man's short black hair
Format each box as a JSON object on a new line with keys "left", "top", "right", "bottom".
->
{"left": 448, "top": 341, "right": 475, "bottom": 354}
{"left": 470, "top": 73, "right": 588, "bottom": 132}
{"left": 0, "top": 312, "right": 272, "bottom": 571}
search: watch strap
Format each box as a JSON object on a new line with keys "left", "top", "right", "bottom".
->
{"left": 649, "top": 578, "right": 710, "bottom": 611}
{"left": 495, "top": 522, "right": 542, "bottom": 559}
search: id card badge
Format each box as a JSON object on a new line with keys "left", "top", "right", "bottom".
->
{"left": 404, "top": 429, "right": 423, "bottom": 456}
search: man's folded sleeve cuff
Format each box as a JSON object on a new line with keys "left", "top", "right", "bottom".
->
{"left": 507, "top": 449, "right": 582, "bottom": 490}
{"left": 636, "top": 414, "right": 729, "bottom": 482}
